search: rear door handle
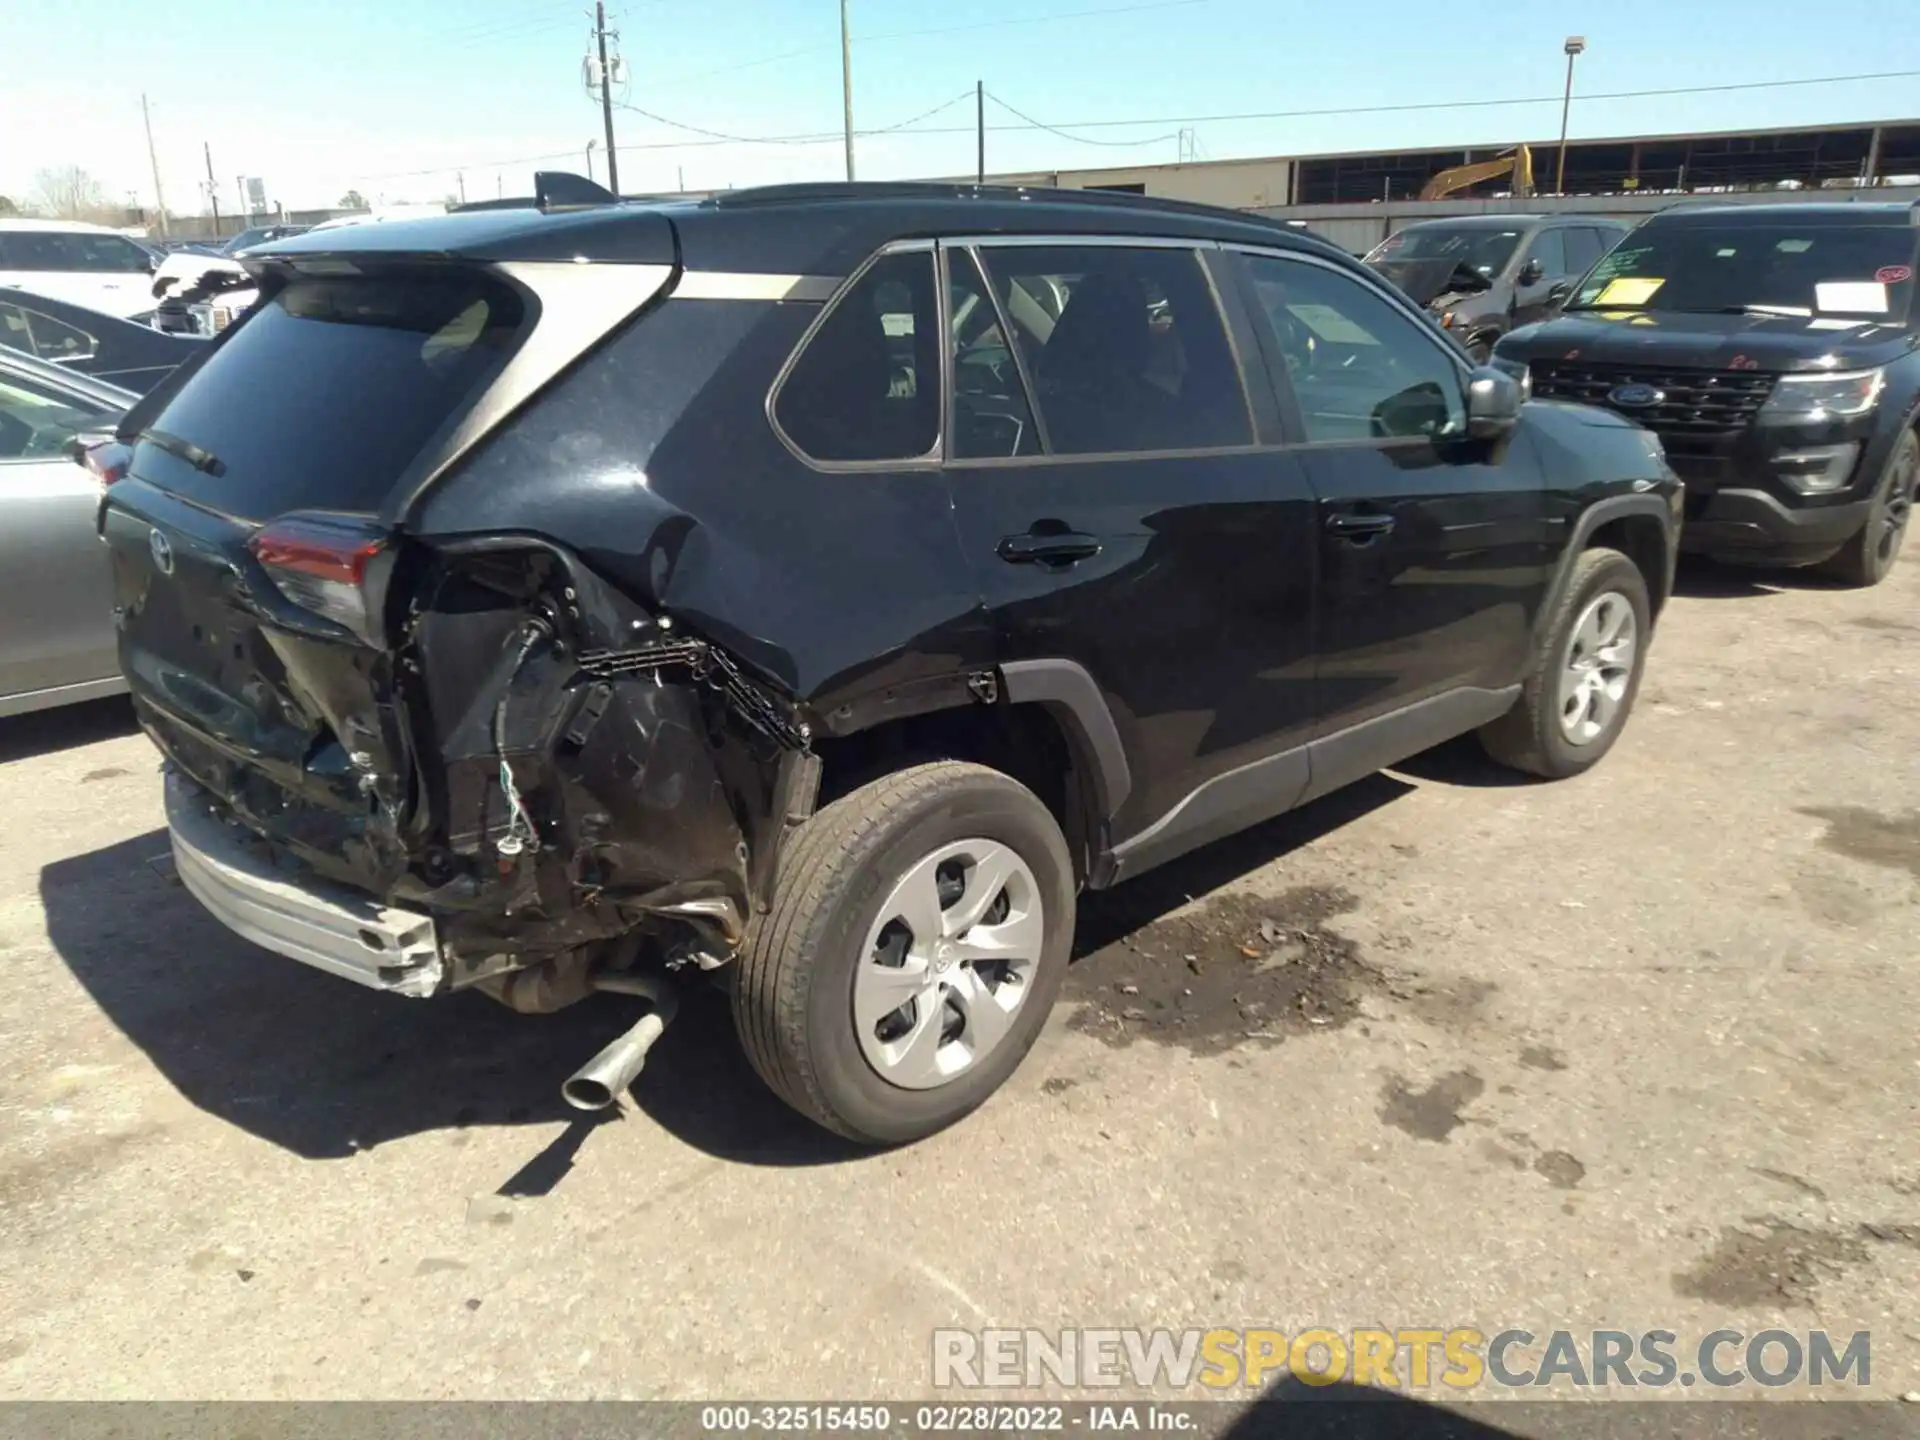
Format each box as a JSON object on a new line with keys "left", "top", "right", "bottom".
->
{"left": 1325, "top": 511, "right": 1396, "bottom": 539}
{"left": 997, "top": 531, "right": 1102, "bottom": 565}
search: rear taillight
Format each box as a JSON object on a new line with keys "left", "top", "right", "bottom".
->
{"left": 77, "top": 439, "right": 131, "bottom": 489}
{"left": 248, "top": 514, "right": 389, "bottom": 642}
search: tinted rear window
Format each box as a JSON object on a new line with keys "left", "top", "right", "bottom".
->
{"left": 134, "top": 271, "right": 525, "bottom": 519}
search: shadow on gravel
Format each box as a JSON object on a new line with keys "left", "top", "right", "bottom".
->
{"left": 42, "top": 774, "right": 1415, "bottom": 1175}
{"left": 1388, "top": 733, "right": 1538, "bottom": 790}
{"left": 0, "top": 696, "right": 138, "bottom": 765}
{"left": 1669, "top": 555, "right": 1842, "bottom": 600}
{"left": 40, "top": 829, "right": 865, "bottom": 1171}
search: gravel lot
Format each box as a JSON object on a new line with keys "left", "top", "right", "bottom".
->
{"left": 1, "top": 556, "right": 1916, "bottom": 1412}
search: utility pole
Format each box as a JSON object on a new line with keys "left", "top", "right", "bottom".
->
{"left": 457, "top": 171, "right": 467, "bottom": 204}
{"left": 236, "top": 175, "right": 247, "bottom": 221}
{"left": 593, "top": 1, "right": 620, "bottom": 195}
{"left": 976, "top": 80, "right": 984, "bottom": 184}
{"left": 840, "top": 0, "right": 856, "bottom": 181}
{"left": 203, "top": 142, "right": 221, "bottom": 236}
{"left": 140, "top": 94, "right": 170, "bottom": 236}
{"left": 1556, "top": 36, "right": 1586, "bottom": 195}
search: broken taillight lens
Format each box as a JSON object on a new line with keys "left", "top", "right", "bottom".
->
{"left": 248, "top": 513, "right": 389, "bottom": 642}
{"left": 77, "top": 438, "right": 131, "bottom": 489}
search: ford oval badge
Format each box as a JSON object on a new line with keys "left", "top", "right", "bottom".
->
{"left": 1608, "top": 382, "right": 1664, "bottom": 408}
{"left": 149, "top": 528, "right": 175, "bottom": 576}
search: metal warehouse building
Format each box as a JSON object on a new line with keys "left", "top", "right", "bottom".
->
{"left": 979, "top": 117, "right": 1920, "bottom": 252}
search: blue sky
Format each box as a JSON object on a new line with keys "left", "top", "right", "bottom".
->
{"left": 3, "top": 0, "right": 1915, "bottom": 212}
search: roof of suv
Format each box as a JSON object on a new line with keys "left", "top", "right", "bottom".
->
{"left": 1649, "top": 201, "right": 1919, "bottom": 226}
{"left": 256, "top": 181, "right": 1348, "bottom": 277}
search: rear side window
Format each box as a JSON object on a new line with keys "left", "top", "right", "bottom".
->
{"left": 775, "top": 250, "right": 939, "bottom": 464}
{"left": 0, "top": 302, "right": 97, "bottom": 363}
{"left": 133, "top": 271, "right": 525, "bottom": 520}
{"left": 0, "top": 231, "right": 148, "bottom": 273}
{"left": 979, "top": 245, "right": 1251, "bottom": 455}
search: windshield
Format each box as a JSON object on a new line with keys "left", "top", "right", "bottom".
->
{"left": 1569, "top": 222, "right": 1918, "bottom": 319}
{"left": 1367, "top": 227, "right": 1523, "bottom": 278}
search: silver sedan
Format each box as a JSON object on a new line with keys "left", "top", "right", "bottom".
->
{"left": 0, "top": 349, "right": 132, "bottom": 717}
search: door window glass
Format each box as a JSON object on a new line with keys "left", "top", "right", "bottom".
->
{"left": 947, "top": 247, "right": 1039, "bottom": 459}
{"left": 1561, "top": 227, "right": 1604, "bottom": 276}
{"left": 775, "top": 250, "right": 939, "bottom": 463}
{"left": 1243, "top": 254, "right": 1465, "bottom": 444}
{"left": 978, "top": 245, "right": 1252, "bottom": 455}
{"left": 1526, "top": 229, "right": 1569, "bottom": 280}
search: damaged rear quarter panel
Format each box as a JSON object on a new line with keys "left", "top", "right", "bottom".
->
{"left": 402, "top": 296, "right": 987, "bottom": 950}
{"left": 407, "top": 296, "right": 990, "bottom": 709}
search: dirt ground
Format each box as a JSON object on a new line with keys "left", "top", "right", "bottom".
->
{"left": 0, "top": 556, "right": 1916, "bottom": 1415}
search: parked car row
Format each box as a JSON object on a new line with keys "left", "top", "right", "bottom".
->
{"left": 1367, "top": 202, "right": 1919, "bottom": 583}
{"left": 3, "top": 180, "right": 1915, "bottom": 1147}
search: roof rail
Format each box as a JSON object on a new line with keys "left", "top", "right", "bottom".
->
{"left": 708, "top": 178, "right": 1310, "bottom": 237}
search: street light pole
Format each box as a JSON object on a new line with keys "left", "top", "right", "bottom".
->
{"left": 840, "top": 0, "right": 856, "bottom": 182}
{"left": 586, "top": 139, "right": 597, "bottom": 184}
{"left": 1556, "top": 35, "right": 1586, "bottom": 195}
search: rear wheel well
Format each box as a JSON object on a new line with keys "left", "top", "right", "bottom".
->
{"left": 812, "top": 703, "right": 1095, "bottom": 883}
{"left": 1586, "top": 515, "right": 1670, "bottom": 617}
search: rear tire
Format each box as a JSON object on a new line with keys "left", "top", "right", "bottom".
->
{"left": 733, "top": 761, "right": 1074, "bottom": 1145}
{"left": 1816, "top": 427, "right": 1917, "bottom": 588}
{"left": 1479, "top": 546, "right": 1651, "bottom": 779}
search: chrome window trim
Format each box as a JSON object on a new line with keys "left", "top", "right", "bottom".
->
{"left": 960, "top": 233, "right": 1211, "bottom": 251}
{"left": 764, "top": 239, "right": 944, "bottom": 474}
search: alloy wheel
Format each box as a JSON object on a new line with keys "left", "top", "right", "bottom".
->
{"left": 1559, "top": 590, "right": 1638, "bottom": 746}
{"left": 853, "top": 839, "right": 1043, "bottom": 1090}
{"left": 1875, "top": 434, "right": 1918, "bottom": 568}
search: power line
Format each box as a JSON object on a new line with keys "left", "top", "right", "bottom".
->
{"left": 615, "top": 88, "right": 978, "bottom": 146}
{"left": 665, "top": 0, "right": 1214, "bottom": 86}
{"left": 986, "top": 91, "right": 1179, "bottom": 148}
{"left": 968, "top": 68, "right": 1920, "bottom": 136}
{"left": 350, "top": 67, "right": 1920, "bottom": 179}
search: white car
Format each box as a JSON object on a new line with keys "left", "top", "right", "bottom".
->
{"left": 0, "top": 219, "right": 159, "bottom": 321}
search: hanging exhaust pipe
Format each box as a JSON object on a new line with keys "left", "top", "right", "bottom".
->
{"left": 561, "top": 971, "right": 681, "bottom": 1111}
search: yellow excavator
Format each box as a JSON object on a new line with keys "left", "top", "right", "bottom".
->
{"left": 1418, "top": 144, "right": 1535, "bottom": 202}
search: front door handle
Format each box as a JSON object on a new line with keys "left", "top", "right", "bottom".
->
{"left": 1325, "top": 511, "right": 1396, "bottom": 539}
{"left": 997, "top": 531, "right": 1102, "bottom": 565}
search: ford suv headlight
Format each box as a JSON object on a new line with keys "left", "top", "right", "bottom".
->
{"left": 1759, "top": 367, "right": 1885, "bottom": 422}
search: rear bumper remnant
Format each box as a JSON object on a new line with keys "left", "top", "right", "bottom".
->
{"left": 165, "top": 770, "right": 445, "bottom": 997}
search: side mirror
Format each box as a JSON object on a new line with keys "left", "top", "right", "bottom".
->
{"left": 1517, "top": 257, "right": 1544, "bottom": 286}
{"left": 1466, "top": 367, "right": 1523, "bottom": 439}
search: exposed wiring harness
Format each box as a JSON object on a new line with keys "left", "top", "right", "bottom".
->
{"left": 491, "top": 622, "right": 549, "bottom": 858}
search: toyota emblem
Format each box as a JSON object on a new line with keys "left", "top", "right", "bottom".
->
{"left": 149, "top": 528, "right": 175, "bottom": 576}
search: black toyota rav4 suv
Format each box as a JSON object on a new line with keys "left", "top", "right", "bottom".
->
{"left": 1495, "top": 202, "right": 1920, "bottom": 585}
{"left": 100, "top": 181, "right": 1679, "bottom": 1144}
